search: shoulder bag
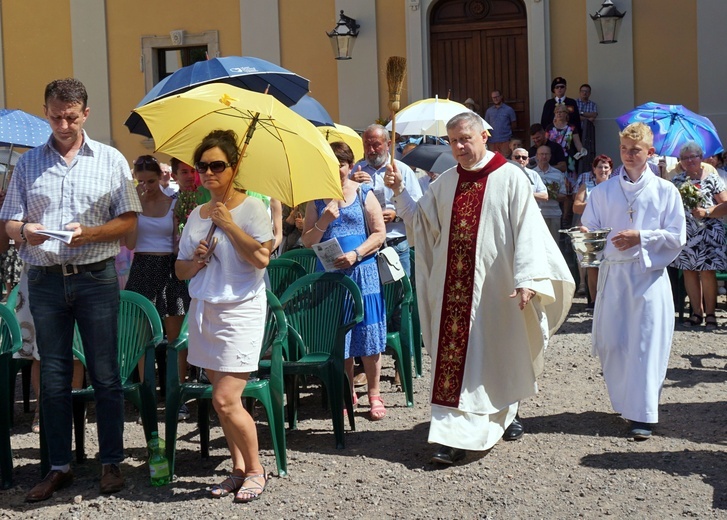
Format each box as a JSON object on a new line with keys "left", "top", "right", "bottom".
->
{"left": 357, "top": 187, "right": 405, "bottom": 284}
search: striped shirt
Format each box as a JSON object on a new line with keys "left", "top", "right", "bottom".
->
{"left": 0, "top": 131, "right": 142, "bottom": 266}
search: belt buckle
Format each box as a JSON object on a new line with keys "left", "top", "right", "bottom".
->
{"left": 62, "top": 263, "right": 79, "bottom": 276}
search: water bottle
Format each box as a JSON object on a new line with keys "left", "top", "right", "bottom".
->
{"left": 147, "top": 431, "right": 170, "bottom": 486}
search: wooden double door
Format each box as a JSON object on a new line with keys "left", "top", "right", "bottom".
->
{"left": 430, "top": 0, "right": 530, "bottom": 141}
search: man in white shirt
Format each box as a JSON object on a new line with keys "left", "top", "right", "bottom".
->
{"left": 511, "top": 148, "right": 547, "bottom": 202}
{"left": 351, "top": 124, "right": 422, "bottom": 276}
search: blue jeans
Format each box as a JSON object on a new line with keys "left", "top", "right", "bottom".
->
{"left": 28, "top": 261, "right": 123, "bottom": 466}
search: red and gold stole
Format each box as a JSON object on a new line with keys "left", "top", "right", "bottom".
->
{"left": 431, "top": 152, "right": 507, "bottom": 407}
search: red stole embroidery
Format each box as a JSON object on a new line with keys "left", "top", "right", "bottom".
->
{"left": 431, "top": 152, "right": 507, "bottom": 407}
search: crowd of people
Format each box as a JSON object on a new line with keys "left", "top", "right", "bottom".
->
{"left": 1, "top": 75, "right": 724, "bottom": 505}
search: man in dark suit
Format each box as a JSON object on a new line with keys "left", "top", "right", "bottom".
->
{"left": 540, "top": 77, "right": 581, "bottom": 134}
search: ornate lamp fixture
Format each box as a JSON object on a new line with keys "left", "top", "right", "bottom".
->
{"left": 326, "top": 10, "right": 360, "bottom": 60}
{"left": 590, "top": 0, "right": 626, "bottom": 44}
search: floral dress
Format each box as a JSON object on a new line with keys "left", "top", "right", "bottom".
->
{"left": 314, "top": 183, "right": 386, "bottom": 358}
{"left": 670, "top": 171, "right": 727, "bottom": 271}
{"left": 547, "top": 124, "right": 578, "bottom": 193}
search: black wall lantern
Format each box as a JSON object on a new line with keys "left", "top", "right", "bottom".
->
{"left": 327, "top": 10, "right": 360, "bottom": 60}
{"left": 590, "top": 0, "right": 626, "bottom": 44}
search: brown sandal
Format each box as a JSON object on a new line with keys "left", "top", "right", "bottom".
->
{"left": 705, "top": 314, "right": 718, "bottom": 330}
{"left": 684, "top": 313, "right": 703, "bottom": 327}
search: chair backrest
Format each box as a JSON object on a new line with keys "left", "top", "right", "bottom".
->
{"left": 2, "top": 284, "right": 20, "bottom": 311}
{"left": 261, "top": 290, "right": 288, "bottom": 362}
{"left": 279, "top": 248, "right": 318, "bottom": 274}
{"left": 0, "top": 304, "right": 22, "bottom": 356}
{"left": 383, "top": 274, "right": 413, "bottom": 329}
{"left": 72, "top": 290, "right": 164, "bottom": 384}
{"left": 266, "top": 258, "right": 308, "bottom": 299}
{"left": 279, "top": 272, "right": 363, "bottom": 357}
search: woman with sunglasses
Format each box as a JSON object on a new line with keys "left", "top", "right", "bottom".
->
{"left": 125, "top": 155, "right": 191, "bottom": 393}
{"left": 669, "top": 142, "right": 727, "bottom": 329}
{"left": 175, "top": 129, "right": 273, "bottom": 503}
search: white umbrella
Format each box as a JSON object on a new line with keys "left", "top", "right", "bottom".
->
{"left": 385, "top": 96, "right": 492, "bottom": 137}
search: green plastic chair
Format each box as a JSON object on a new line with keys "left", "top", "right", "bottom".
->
{"left": 409, "top": 248, "right": 423, "bottom": 377}
{"left": 165, "top": 290, "right": 288, "bottom": 477}
{"left": 383, "top": 275, "right": 415, "bottom": 407}
{"left": 0, "top": 304, "right": 22, "bottom": 489}
{"left": 278, "top": 272, "right": 363, "bottom": 449}
{"left": 3, "top": 284, "right": 33, "bottom": 421}
{"left": 59, "top": 290, "right": 164, "bottom": 464}
{"left": 267, "top": 258, "right": 308, "bottom": 300}
{"left": 279, "top": 248, "right": 318, "bottom": 274}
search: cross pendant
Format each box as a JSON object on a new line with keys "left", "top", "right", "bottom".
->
{"left": 627, "top": 207, "right": 635, "bottom": 223}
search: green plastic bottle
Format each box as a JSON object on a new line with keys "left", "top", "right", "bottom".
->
{"left": 148, "top": 431, "right": 170, "bottom": 486}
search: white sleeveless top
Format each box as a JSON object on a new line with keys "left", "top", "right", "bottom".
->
{"left": 135, "top": 199, "right": 176, "bottom": 253}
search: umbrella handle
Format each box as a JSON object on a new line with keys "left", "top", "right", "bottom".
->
{"left": 200, "top": 225, "right": 218, "bottom": 260}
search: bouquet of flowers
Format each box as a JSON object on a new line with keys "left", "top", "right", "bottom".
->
{"left": 175, "top": 190, "right": 199, "bottom": 235}
{"left": 546, "top": 181, "right": 561, "bottom": 201}
{"left": 678, "top": 181, "right": 703, "bottom": 210}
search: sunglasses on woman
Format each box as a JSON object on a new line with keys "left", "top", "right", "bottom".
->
{"left": 133, "top": 155, "right": 159, "bottom": 168}
{"left": 195, "top": 161, "right": 232, "bottom": 174}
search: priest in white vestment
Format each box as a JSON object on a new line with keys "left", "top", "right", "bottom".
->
{"left": 581, "top": 122, "right": 685, "bottom": 440}
{"left": 385, "top": 112, "right": 574, "bottom": 464}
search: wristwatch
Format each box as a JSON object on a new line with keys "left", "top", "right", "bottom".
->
{"left": 354, "top": 248, "right": 363, "bottom": 263}
{"left": 705, "top": 208, "right": 712, "bottom": 218}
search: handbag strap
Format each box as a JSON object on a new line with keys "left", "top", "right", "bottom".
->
{"left": 357, "top": 187, "right": 372, "bottom": 238}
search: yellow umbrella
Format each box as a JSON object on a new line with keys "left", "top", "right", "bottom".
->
{"left": 319, "top": 123, "right": 364, "bottom": 162}
{"left": 132, "top": 83, "right": 342, "bottom": 207}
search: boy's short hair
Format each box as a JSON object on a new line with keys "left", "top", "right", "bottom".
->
{"left": 619, "top": 122, "right": 654, "bottom": 148}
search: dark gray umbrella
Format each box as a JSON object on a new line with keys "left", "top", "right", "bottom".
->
{"left": 400, "top": 144, "right": 457, "bottom": 173}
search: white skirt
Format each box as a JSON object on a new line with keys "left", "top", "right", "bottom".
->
{"left": 187, "top": 293, "right": 265, "bottom": 373}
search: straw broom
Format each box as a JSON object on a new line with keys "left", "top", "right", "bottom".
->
{"left": 386, "top": 56, "right": 407, "bottom": 166}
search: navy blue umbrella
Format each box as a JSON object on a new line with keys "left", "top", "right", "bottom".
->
{"left": 0, "top": 109, "right": 51, "bottom": 148}
{"left": 124, "top": 56, "right": 310, "bottom": 137}
{"left": 290, "top": 94, "right": 334, "bottom": 127}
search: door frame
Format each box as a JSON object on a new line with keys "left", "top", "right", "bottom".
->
{"left": 405, "top": 0, "right": 550, "bottom": 123}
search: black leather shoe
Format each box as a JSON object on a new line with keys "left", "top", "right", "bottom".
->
{"left": 431, "top": 445, "right": 466, "bottom": 465}
{"left": 503, "top": 415, "right": 524, "bottom": 441}
{"left": 628, "top": 421, "right": 653, "bottom": 441}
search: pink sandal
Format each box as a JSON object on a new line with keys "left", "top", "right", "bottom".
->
{"left": 369, "top": 394, "right": 386, "bottom": 421}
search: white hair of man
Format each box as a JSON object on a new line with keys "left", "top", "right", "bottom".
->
{"left": 364, "top": 123, "right": 390, "bottom": 141}
{"left": 446, "top": 111, "right": 485, "bottom": 134}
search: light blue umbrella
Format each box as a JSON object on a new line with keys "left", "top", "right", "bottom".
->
{"left": 0, "top": 109, "right": 51, "bottom": 148}
{"left": 616, "top": 102, "right": 723, "bottom": 157}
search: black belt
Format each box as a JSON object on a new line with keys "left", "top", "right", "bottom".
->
{"left": 32, "top": 258, "right": 112, "bottom": 276}
{"left": 386, "top": 236, "right": 407, "bottom": 247}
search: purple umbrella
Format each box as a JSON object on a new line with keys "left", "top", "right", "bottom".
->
{"left": 616, "top": 102, "right": 723, "bottom": 157}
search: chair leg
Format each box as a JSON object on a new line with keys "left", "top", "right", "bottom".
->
{"left": 322, "top": 366, "right": 346, "bottom": 449}
{"left": 256, "top": 396, "right": 288, "bottom": 477}
{"left": 285, "top": 375, "right": 299, "bottom": 430}
{"left": 198, "top": 400, "right": 211, "bottom": 458}
{"left": 21, "top": 364, "right": 31, "bottom": 413}
{"left": 72, "top": 399, "right": 86, "bottom": 463}
{"left": 0, "top": 362, "right": 13, "bottom": 489}
{"left": 165, "top": 390, "right": 181, "bottom": 477}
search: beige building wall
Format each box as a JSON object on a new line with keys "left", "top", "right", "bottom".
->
{"left": 633, "top": 0, "right": 698, "bottom": 109}
{"left": 548, "top": 0, "right": 588, "bottom": 106}
{"left": 106, "top": 0, "right": 242, "bottom": 161}
{"left": 375, "top": 0, "right": 409, "bottom": 124}
{"left": 279, "top": 0, "right": 339, "bottom": 121}
{"left": 2, "top": 0, "right": 74, "bottom": 118}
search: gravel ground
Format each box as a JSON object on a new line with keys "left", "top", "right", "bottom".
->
{"left": 2, "top": 297, "right": 727, "bottom": 519}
